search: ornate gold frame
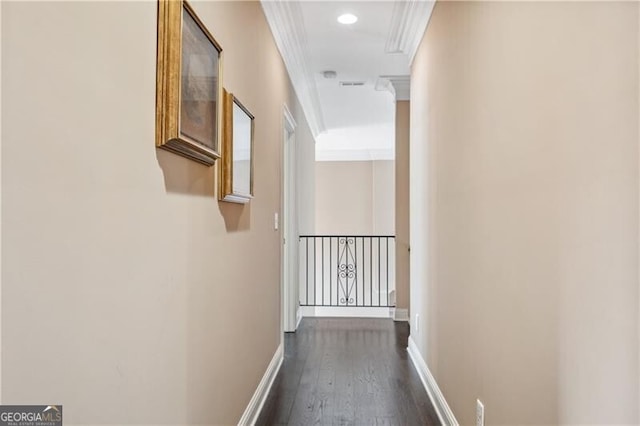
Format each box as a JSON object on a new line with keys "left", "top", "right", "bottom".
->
{"left": 156, "top": 0, "right": 223, "bottom": 165}
{"left": 219, "top": 90, "right": 255, "bottom": 203}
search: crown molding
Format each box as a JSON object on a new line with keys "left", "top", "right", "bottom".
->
{"left": 261, "top": 0, "right": 325, "bottom": 138}
{"left": 316, "top": 148, "right": 395, "bottom": 162}
{"left": 385, "top": 0, "right": 435, "bottom": 66}
{"left": 375, "top": 75, "right": 410, "bottom": 101}
{"left": 374, "top": 78, "right": 395, "bottom": 98}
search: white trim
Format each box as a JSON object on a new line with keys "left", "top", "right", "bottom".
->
{"left": 261, "top": 1, "right": 325, "bottom": 137}
{"left": 374, "top": 78, "right": 395, "bottom": 98}
{"left": 407, "top": 336, "right": 459, "bottom": 426}
{"left": 300, "top": 306, "right": 394, "bottom": 319}
{"left": 282, "top": 105, "right": 298, "bottom": 333}
{"left": 283, "top": 103, "right": 297, "bottom": 132}
{"left": 386, "top": 76, "right": 411, "bottom": 101}
{"left": 296, "top": 307, "right": 303, "bottom": 329}
{"left": 238, "top": 343, "right": 284, "bottom": 426}
{"left": 394, "top": 308, "right": 409, "bottom": 322}
{"left": 375, "top": 76, "right": 411, "bottom": 101}
{"left": 315, "top": 148, "right": 395, "bottom": 162}
{"left": 385, "top": 0, "right": 435, "bottom": 67}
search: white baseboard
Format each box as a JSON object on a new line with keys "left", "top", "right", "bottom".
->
{"left": 238, "top": 343, "right": 283, "bottom": 426}
{"left": 394, "top": 308, "right": 409, "bottom": 322}
{"left": 296, "top": 307, "right": 302, "bottom": 329}
{"left": 407, "top": 336, "right": 459, "bottom": 426}
{"left": 300, "top": 306, "right": 393, "bottom": 318}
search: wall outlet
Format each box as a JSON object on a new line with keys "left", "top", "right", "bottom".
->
{"left": 274, "top": 213, "right": 279, "bottom": 230}
{"left": 476, "top": 399, "right": 485, "bottom": 426}
{"left": 415, "top": 314, "right": 420, "bottom": 333}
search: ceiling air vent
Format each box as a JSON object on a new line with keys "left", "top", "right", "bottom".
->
{"left": 339, "top": 81, "right": 366, "bottom": 87}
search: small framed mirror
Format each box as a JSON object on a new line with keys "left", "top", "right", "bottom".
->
{"left": 219, "top": 90, "right": 254, "bottom": 203}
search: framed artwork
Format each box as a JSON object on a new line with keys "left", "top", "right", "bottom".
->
{"left": 219, "top": 90, "right": 254, "bottom": 203}
{"left": 156, "top": 0, "right": 223, "bottom": 165}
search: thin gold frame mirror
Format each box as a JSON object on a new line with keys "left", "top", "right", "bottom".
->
{"left": 156, "top": 0, "right": 223, "bottom": 165}
{"left": 219, "top": 90, "right": 254, "bottom": 203}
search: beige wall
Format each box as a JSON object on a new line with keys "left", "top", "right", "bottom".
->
{"left": 411, "top": 1, "right": 640, "bottom": 424}
{"left": 395, "top": 101, "right": 410, "bottom": 312}
{"left": 372, "top": 161, "right": 395, "bottom": 236}
{"left": 316, "top": 160, "right": 394, "bottom": 236}
{"left": 1, "top": 1, "right": 314, "bottom": 424}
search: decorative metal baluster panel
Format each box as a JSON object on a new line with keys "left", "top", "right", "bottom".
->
{"left": 337, "top": 237, "right": 356, "bottom": 305}
{"left": 299, "top": 235, "right": 395, "bottom": 308}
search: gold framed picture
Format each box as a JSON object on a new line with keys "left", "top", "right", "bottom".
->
{"left": 156, "top": 0, "right": 223, "bottom": 165}
{"left": 219, "top": 90, "right": 254, "bottom": 203}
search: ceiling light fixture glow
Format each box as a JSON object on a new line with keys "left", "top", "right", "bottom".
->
{"left": 337, "top": 13, "right": 358, "bottom": 25}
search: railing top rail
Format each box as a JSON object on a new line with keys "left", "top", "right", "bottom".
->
{"left": 299, "top": 235, "right": 396, "bottom": 238}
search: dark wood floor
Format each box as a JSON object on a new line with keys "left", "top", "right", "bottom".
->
{"left": 256, "top": 318, "right": 441, "bottom": 426}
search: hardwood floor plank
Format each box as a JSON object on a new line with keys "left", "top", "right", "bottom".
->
{"left": 255, "top": 318, "right": 441, "bottom": 426}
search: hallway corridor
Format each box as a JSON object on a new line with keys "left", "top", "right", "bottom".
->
{"left": 256, "top": 318, "right": 440, "bottom": 425}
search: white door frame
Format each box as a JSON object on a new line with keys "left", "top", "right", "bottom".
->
{"left": 282, "top": 104, "right": 298, "bottom": 333}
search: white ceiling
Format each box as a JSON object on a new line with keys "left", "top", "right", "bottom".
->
{"left": 262, "top": 0, "right": 434, "bottom": 161}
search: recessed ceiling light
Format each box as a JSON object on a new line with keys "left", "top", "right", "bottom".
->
{"left": 337, "top": 13, "right": 358, "bottom": 25}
